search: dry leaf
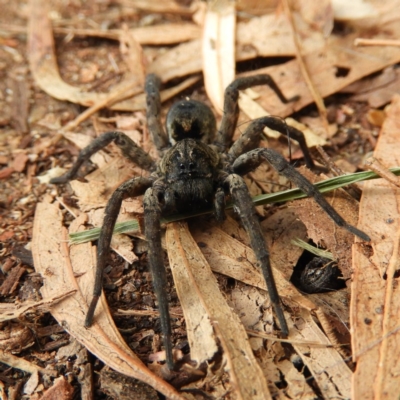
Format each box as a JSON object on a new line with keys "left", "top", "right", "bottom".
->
{"left": 351, "top": 94, "right": 400, "bottom": 398}
{"left": 190, "top": 216, "right": 352, "bottom": 397}
{"left": 166, "top": 222, "right": 271, "bottom": 400}
{"left": 31, "top": 199, "right": 183, "bottom": 399}
{"left": 27, "top": 0, "right": 199, "bottom": 114}
{"left": 202, "top": 0, "right": 236, "bottom": 112}
{"left": 290, "top": 308, "right": 351, "bottom": 398}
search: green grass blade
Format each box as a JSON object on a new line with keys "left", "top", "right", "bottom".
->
{"left": 291, "top": 238, "right": 334, "bottom": 260}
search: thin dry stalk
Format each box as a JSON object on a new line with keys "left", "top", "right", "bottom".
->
{"left": 281, "top": 0, "right": 329, "bottom": 134}
{"left": 355, "top": 38, "right": 400, "bottom": 47}
{"left": 364, "top": 157, "right": 400, "bottom": 188}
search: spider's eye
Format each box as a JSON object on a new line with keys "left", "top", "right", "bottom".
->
{"left": 189, "top": 163, "right": 194, "bottom": 170}
{"left": 179, "top": 164, "right": 185, "bottom": 170}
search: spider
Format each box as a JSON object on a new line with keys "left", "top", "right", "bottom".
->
{"left": 51, "top": 74, "right": 370, "bottom": 369}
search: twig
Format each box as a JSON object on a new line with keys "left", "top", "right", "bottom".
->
{"left": 355, "top": 38, "right": 400, "bottom": 47}
{"left": 0, "top": 290, "right": 76, "bottom": 322}
{"left": 0, "top": 350, "right": 57, "bottom": 377}
{"left": 63, "top": 84, "right": 143, "bottom": 132}
{"left": 317, "top": 145, "right": 362, "bottom": 199}
{"left": 247, "top": 329, "right": 333, "bottom": 347}
{"left": 364, "top": 157, "right": 400, "bottom": 188}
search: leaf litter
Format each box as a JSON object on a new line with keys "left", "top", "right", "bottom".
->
{"left": 0, "top": 0, "right": 400, "bottom": 398}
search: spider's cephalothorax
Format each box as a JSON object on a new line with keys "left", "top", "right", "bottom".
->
{"left": 51, "top": 74, "right": 370, "bottom": 369}
{"left": 159, "top": 138, "right": 220, "bottom": 214}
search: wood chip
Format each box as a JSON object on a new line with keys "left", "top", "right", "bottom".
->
{"left": 0, "top": 265, "right": 25, "bottom": 296}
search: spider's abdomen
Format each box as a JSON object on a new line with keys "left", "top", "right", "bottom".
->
{"left": 159, "top": 138, "right": 220, "bottom": 213}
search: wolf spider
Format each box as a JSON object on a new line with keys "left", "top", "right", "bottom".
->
{"left": 51, "top": 74, "right": 370, "bottom": 369}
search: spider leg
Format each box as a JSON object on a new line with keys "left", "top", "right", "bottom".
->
{"left": 143, "top": 185, "right": 174, "bottom": 369}
{"left": 85, "top": 177, "right": 154, "bottom": 327}
{"left": 216, "top": 74, "right": 299, "bottom": 150}
{"left": 214, "top": 186, "right": 226, "bottom": 222}
{"left": 232, "top": 148, "right": 371, "bottom": 241}
{"left": 225, "top": 174, "right": 289, "bottom": 337}
{"left": 50, "top": 131, "right": 155, "bottom": 184}
{"left": 145, "top": 74, "right": 169, "bottom": 153}
{"left": 229, "top": 116, "right": 315, "bottom": 169}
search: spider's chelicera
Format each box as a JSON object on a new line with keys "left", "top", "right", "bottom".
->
{"left": 51, "top": 74, "right": 370, "bottom": 369}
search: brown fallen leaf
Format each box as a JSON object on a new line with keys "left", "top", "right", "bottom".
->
{"left": 27, "top": 0, "right": 199, "bottom": 115}
{"left": 344, "top": 66, "right": 400, "bottom": 108}
{"left": 150, "top": 8, "right": 400, "bottom": 117}
{"left": 351, "top": 94, "right": 400, "bottom": 399}
{"left": 190, "top": 216, "right": 352, "bottom": 398}
{"left": 289, "top": 308, "right": 351, "bottom": 398}
{"left": 0, "top": 291, "right": 75, "bottom": 323}
{"left": 31, "top": 199, "right": 183, "bottom": 399}
{"left": 166, "top": 221, "right": 271, "bottom": 400}
{"left": 11, "top": 152, "right": 28, "bottom": 173}
{"left": 40, "top": 377, "right": 74, "bottom": 400}
{"left": 47, "top": 23, "right": 201, "bottom": 45}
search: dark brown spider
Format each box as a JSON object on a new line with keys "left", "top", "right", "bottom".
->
{"left": 51, "top": 74, "right": 370, "bottom": 369}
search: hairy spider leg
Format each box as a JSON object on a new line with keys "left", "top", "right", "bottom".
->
{"left": 232, "top": 147, "right": 371, "bottom": 242}
{"left": 85, "top": 177, "right": 154, "bottom": 327}
{"left": 145, "top": 74, "right": 169, "bottom": 152}
{"left": 225, "top": 174, "right": 289, "bottom": 336}
{"left": 50, "top": 131, "right": 155, "bottom": 184}
{"left": 229, "top": 117, "right": 315, "bottom": 169}
{"left": 143, "top": 185, "right": 174, "bottom": 369}
{"left": 216, "top": 75, "right": 299, "bottom": 150}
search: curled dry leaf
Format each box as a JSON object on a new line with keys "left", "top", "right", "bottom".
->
{"left": 27, "top": 0, "right": 199, "bottom": 114}
{"left": 151, "top": 6, "right": 400, "bottom": 118}
{"left": 31, "top": 199, "right": 183, "bottom": 399}
{"left": 28, "top": 0, "right": 122, "bottom": 107}
{"left": 351, "top": 94, "right": 400, "bottom": 398}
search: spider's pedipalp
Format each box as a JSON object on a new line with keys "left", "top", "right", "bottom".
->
{"left": 232, "top": 147, "right": 371, "bottom": 242}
